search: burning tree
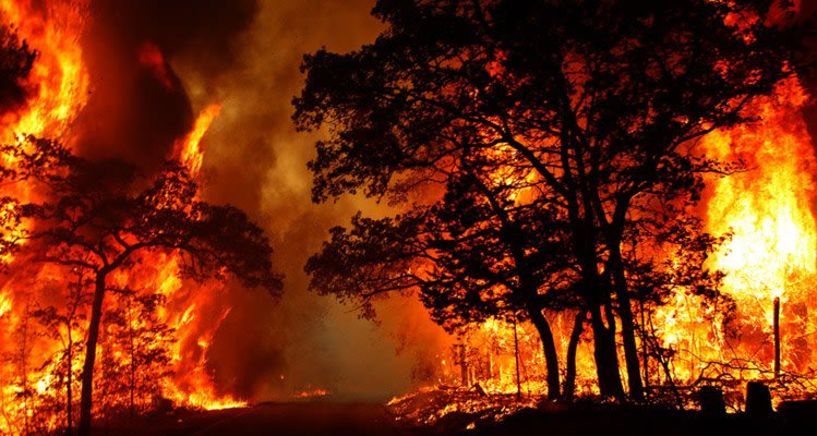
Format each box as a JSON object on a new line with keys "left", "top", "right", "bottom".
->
{"left": 0, "top": 137, "right": 282, "bottom": 433}
{"left": 296, "top": 0, "right": 803, "bottom": 401}
{"left": 96, "top": 291, "right": 175, "bottom": 418}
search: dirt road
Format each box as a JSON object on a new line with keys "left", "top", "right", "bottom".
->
{"left": 96, "top": 402, "right": 416, "bottom": 435}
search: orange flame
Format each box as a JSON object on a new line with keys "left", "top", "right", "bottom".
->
{"left": 0, "top": 3, "right": 242, "bottom": 432}
{"left": 673, "top": 77, "right": 817, "bottom": 379}
{"left": 1, "top": 1, "right": 90, "bottom": 431}
{"left": 428, "top": 76, "right": 817, "bottom": 408}
{"left": 176, "top": 103, "right": 222, "bottom": 176}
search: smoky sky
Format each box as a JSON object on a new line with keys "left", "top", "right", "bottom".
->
{"left": 70, "top": 0, "right": 448, "bottom": 402}
{"left": 73, "top": 0, "right": 257, "bottom": 171}
{"left": 189, "top": 0, "right": 451, "bottom": 401}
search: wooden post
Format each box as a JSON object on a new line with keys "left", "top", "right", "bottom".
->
{"left": 774, "top": 297, "right": 781, "bottom": 379}
{"left": 513, "top": 318, "right": 521, "bottom": 400}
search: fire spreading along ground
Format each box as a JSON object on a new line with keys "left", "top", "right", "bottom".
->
{"left": 0, "top": 1, "right": 245, "bottom": 433}
{"left": 386, "top": 79, "right": 817, "bottom": 426}
{"left": 384, "top": 75, "right": 817, "bottom": 427}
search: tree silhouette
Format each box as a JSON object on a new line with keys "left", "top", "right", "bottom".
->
{"left": 0, "top": 24, "right": 35, "bottom": 114}
{"left": 96, "top": 291, "right": 175, "bottom": 419}
{"left": 307, "top": 154, "right": 578, "bottom": 399}
{"left": 0, "top": 137, "right": 282, "bottom": 434}
{"left": 30, "top": 272, "right": 90, "bottom": 433}
{"left": 296, "top": 0, "right": 800, "bottom": 400}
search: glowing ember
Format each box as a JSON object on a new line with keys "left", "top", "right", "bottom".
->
{"left": 294, "top": 388, "right": 330, "bottom": 399}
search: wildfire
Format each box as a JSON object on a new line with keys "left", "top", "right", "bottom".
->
{"left": 0, "top": 0, "right": 89, "bottom": 264}
{"left": 177, "top": 103, "right": 222, "bottom": 176}
{"left": 161, "top": 104, "right": 249, "bottom": 410}
{"left": 0, "top": 0, "right": 89, "bottom": 138}
{"left": 705, "top": 79, "right": 816, "bottom": 300}
{"left": 0, "top": 1, "right": 91, "bottom": 433}
{"left": 441, "top": 76, "right": 817, "bottom": 407}
{"left": 424, "top": 62, "right": 817, "bottom": 413}
{"left": 2, "top": 0, "right": 817, "bottom": 432}
{"left": 674, "top": 76, "right": 817, "bottom": 379}
{"left": 0, "top": 2, "right": 243, "bottom": 433}
{"left": 294, "top": 388, "right": 330, "bottom": 399}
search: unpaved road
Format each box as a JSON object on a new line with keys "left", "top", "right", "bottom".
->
{"left": 189, "top": 402, "right": 413, "bottom": 435}
{"left": 96, "top": 402, "right": 416, "bottom": 436}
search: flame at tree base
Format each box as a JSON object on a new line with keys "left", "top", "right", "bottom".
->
{"left": 652, "top": 77, "right": 817, "bottom": 391}
{"left": 426, "top": 77, "right": 817, "bottom": 409}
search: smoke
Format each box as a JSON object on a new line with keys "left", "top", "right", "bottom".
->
{"left": 191, "top": 0, "right": 453, "bottom": 401}
{"left": 73, "top": 0, "right": 449, "bottom": 401}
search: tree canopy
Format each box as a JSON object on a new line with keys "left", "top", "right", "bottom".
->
{"left": 297, "top": 0, "right": 802, "bottom": 401}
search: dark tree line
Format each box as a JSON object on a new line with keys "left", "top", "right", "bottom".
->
{"left": 296, "top": 0, "right": 804, "bottom": 401}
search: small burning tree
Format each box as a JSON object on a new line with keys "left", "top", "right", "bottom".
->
{"left": 96, "top": 290, "right": 175, "bottom": 418}
{"left": 0, "top": 137, "right": 282, "bottom": 434}
{"left": 29, "top": 272, "right": 90, "bottom": 432}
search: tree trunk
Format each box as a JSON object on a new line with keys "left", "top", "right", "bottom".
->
{"left": 19, "top": 307, "right": 31, "bottom": 434}
{"left": 129, "top": 296, "right": 136, "bottom": 417}
{"left": 78, "top": 273, "right": 107, "bottom": 435}
{"left": 66, "top": 326, "right": 73, "bottom": 434}
{"left": 528, "top": 307, "right": 560, "bottom": 400}
{"left": 589, "top": 303, "right": 625, "bottom": 400}
{"left": 130, "top": 331, "right": 136, "bottom": 416}
{"left": 640, "top": 301, "right": 649, "bottom": 388}
{"left": 608, "top": 244, "right": 644, "bottom": 400}
{"left": 563, "top": 310, "right": 585, "bottom": 401}
{"left": 513, "top": 318, "right": 522, "bottom": 400}
{"left": 615, "top": 291, "right": 643, "bottom": 399}
{"left": 457, "top": 343, "right": 468, "bottom": 387}
{"left": 773, "top": 297, "right": 781, "bottom": 378}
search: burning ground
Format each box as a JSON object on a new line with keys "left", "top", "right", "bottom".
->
{"left": 3, "top": 0, "right": 817, "bottom": 435}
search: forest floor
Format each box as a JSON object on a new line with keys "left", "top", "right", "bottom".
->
{"left": 93, "top": 394, "right": 816, "bottom": 435}
{"left": 94, "top": 402, "right": 413, "bottom": 435}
